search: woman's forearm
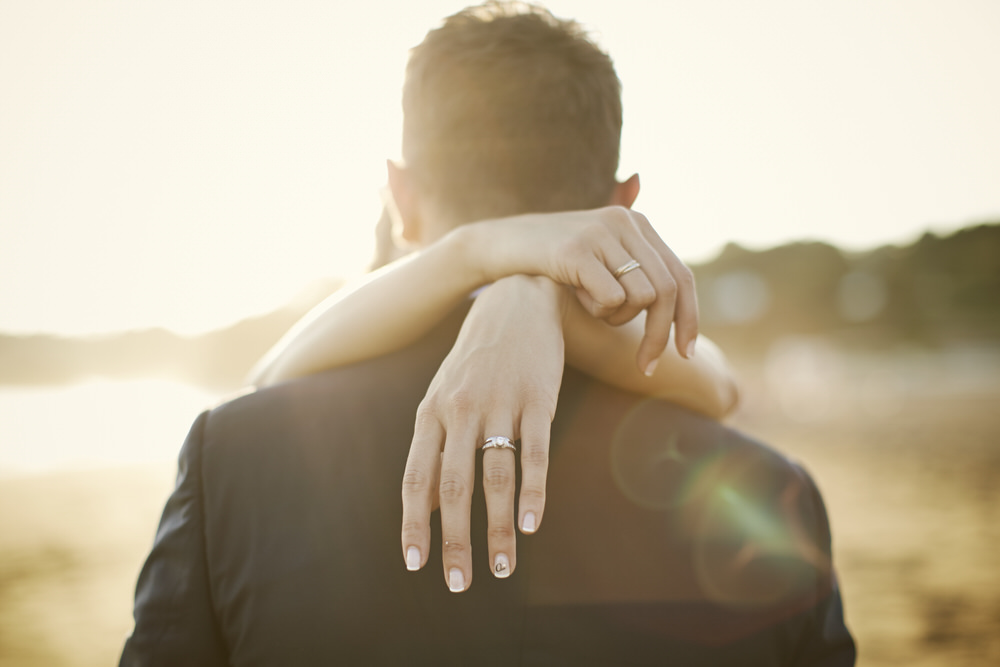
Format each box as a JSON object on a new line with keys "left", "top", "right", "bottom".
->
{"left": 248, "top": 225, "right": 491, "bottom": 387}
{"left": 563, "top": 298, "right": 738, "bottom": 419}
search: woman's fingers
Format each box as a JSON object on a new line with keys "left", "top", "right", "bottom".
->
{"left": 634, "top": 215, "right": 699, "bottom": 358}
{"left": 617, "top": 238, "right": 678, "bottom": 373}
{"left": 438, "top": 422, "right": 478, "bottom": 592}
{"left": 400, "top": 410, "right": 445, "bottom": 573}
{"left": 573, "top": 255, "right": 627, "bottom": 318}
{"left": 573, "top": 207, "right": 698, "bottom": 373}
{"left": 400, "top": 277, "right": 564, "bottom": 593}
{"left": 481, "top": 420, "right": 518, "bottom": 580}
{"left": 517, "top": 402, "right": 551, "bottom": 538}
{"left": 604, "top": 256, "right": 658, "bottom": 328}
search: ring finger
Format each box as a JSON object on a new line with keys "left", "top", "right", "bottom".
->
{"left": 481, "top": 424, "right": 518, "bottom": 579}
{"left": 605, "top": 253, "right": 657, "bottom": 327}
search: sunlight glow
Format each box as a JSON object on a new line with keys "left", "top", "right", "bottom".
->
{"left": 1, "top": 1, "right": 998, "bottom": 335}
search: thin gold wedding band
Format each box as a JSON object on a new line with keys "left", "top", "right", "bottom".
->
{"left": 613, "top": 259, "right": 641, "bottom": 279}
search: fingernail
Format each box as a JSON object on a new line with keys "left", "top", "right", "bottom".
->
{"left": 521, "top": 511, "right": 537, "bottom": 534}
{"left": 448, "top": 568, "right": 465, "bottom": 592}
{"left": 686, "top": 339, "right": 697, "bottom": 359}
{"left": 644, "top": 359, "right": 659, "bottom": 377}
{"left": 406, "top": 546, "right": 420, "bottom": 571}
{"left": 493, "top": 553, "right": 510, "bottom": 578}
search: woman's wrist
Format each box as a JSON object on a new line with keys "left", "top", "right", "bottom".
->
{"left": 442, "top": 221, "right": 501, "bottom": 287}
{"left": 455, "top": 214, "right": 548, "bottom": 285}
{"left": 476, "top": 275, "right": 569, "bottom": 333}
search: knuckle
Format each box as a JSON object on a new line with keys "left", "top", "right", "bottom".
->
{"left": 520, "top": 485, "right": 546, "bottom": 503}
{"left": 605, "top": 205, "right": 630, "bottom": 223}
{"left": 401, "top": 467, "right": 430, "bottom": 494}
{"left": 647, "top": 331, "right": 670, "bottom": 350}
{"left": 675, "top": 266, "right": 695, "bottom": 290}
{"left": 584, "top": 221, "right": 614, "bottom": 246}
{"left": 438, "top": 475, "right": 469, "bottom": 502}
{"left": 563, "top": 235, "right": 594, "bottom": 263}
{"left": 488, "top": 525, "right": 515, "bottom": 542}
{"left": 414, "top": 403, "right": 439, "bottom": 429}
{"left": 608, "top": 307, "right": 639, "bottom": 327}
{"left": 483, "top": 464, "right": 513, "bottom": 491}
{"left": 521, "top": 443, "right": 549, "bottom": 468}
{"left": 442, "top": 539, "right": 469, "bottom": 556}
{"left": 608, "top": 288, "right": 627, "bottom": 307}
{"left": 590, "top": 301, "right": 612, "bottom": 317}
{"left": 444, "top": 388, "right": 474, "bottom": 415}
{"left": 629, "top": 283, "right": 657, "bottom": 306}
{"left": 401, "top": 519, "right": 425, "bottom": 536}
{"left": 521, "top": 386, "right": 556, "bottom": 414}
{"left": 658, "top": 276, "right": 678, "bottom": 298}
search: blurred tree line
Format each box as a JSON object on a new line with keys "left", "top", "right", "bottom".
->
{"left": 1, "top": 223, "right": 998, "bottom": 388}
{"left": 693, "top": 223, "right": 1000, "bottom": 357}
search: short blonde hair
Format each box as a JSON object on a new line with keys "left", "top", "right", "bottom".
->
{"left": 402, "top": 2, "right": 623, "bottom": 224}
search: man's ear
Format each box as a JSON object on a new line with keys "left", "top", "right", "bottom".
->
{"left": 609, "top": 173, "right": 641, "bottom": 209}
{"left": 387, "top": 160, "right": 422, "bottom": 244}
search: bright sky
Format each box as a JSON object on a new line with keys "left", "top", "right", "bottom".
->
{"left": 2, "top": 0, "right": 998, "bottom": 336}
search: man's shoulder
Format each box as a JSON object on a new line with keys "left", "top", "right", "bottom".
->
{"left": 556, "top": 366, "right": 816, "bottom": 488}
{"left": 201, "top": 303, "right": 474, "bottom": 446}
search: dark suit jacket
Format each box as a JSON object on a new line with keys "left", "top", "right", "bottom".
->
{"left": 121, "top": 307, "right": 855, "bottom": 666}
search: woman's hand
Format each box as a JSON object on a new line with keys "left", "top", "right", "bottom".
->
{"left": 468, "top": 206, "right": 698, "bottom": 376}
{"left": 400, "top": 276, "right": 566, "bottom": 591}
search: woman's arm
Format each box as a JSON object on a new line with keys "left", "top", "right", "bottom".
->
{"left": 563, "top": 298, "right": 738, "bottom": 418}
{"left": 248, "top": 207, "right": 735, "bottom": 416}
{"left": 247, "top": 232, "right": 484, "bottom": 387}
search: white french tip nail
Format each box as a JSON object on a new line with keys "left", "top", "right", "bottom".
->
{"left": 522, "top": 511, "right": 537, "bottom": 534}
{"left": 406, "top": 546, "right": 420, "bottom": 571}
{"left": 448, "top": 568, "right": 465, "bottom": 592}
{"left": 686, "top": 339, "right": 697, "bottom": 359}
{"left": 493, "top": 553, "right": 510, "bottom": 578}
{"left": 644, "top": 359, "right": 659, "bottom": 377}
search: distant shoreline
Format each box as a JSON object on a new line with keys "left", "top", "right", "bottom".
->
{"left": 2, "top": 223, "right": 998, "bottom": 390}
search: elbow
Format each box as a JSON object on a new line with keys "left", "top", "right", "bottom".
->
{"left": 718, "top": 378, "right": 739, "bottom": 418}
{"left": 690, "top": 377, "right": 739, "bottom": 421}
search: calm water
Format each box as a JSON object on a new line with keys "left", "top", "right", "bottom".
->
{"left": 0, "top": 380, "right": 222, "bottom": 477}
{"left": 2, "top": 344, "right": 998, "bottom": 477}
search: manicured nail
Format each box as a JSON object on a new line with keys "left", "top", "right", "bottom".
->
{"left": 521, "top": 511, "right": 537, "bottom": 534}
{"left": 493, "top": 553, "right": 510, "bottom": 578}
{"left": 448, "top": 568, "right": 465, "bottom": 592}
{"left": 686, "top": 339, "right": 697, "bottom": 359}
{"left": 406, "top": 546, "right": 420, "bottom": 571}
{"left": 644, "top": 359, "right": 659, "bottom": 377}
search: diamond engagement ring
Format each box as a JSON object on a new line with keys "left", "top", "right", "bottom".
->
{"left": 482, "top": 436, "right": 517, "bottom": 452}
{"left": 612, "top": 259, "right": 641, "bottom": 279}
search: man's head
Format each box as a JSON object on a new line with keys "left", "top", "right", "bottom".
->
{"left": 390, "top": 1, "right": 638, "bottom": 243}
